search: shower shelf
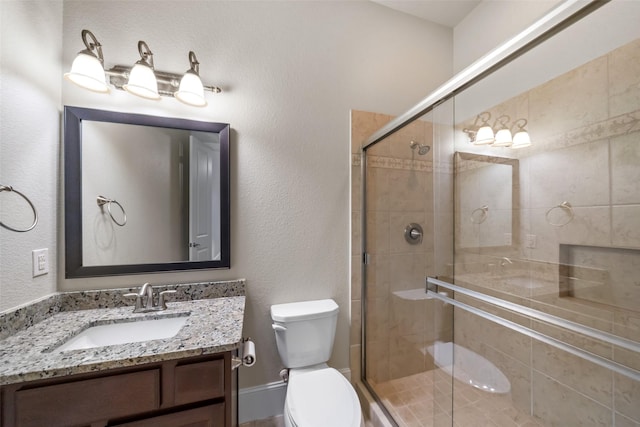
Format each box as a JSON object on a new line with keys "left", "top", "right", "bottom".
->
{"left": 392, "top": 288, "right": 434, "bottom": 301}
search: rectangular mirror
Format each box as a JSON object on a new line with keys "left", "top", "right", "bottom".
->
{"left": 455, "top": 152, "right": 519, "bottom": 251}
{"left": 64, "top": 106, "right": 230, "bottom": 278}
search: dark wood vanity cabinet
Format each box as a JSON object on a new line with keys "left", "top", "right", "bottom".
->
{"left": 0, "top": 352, "right": 236, "bottom": 427}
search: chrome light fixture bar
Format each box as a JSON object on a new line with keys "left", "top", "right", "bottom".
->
{"left": 65, "top": 29, "right": 221, "bottom": 107}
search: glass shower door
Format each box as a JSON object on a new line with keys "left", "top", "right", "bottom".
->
{"left": 362, "top": 108, "right": 455, "bottom": 427}
{"left": 440, "top": 2, "right": 640, "bottom": 425}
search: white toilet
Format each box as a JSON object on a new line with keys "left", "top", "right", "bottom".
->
{"left": 271, "top": 299, "right": 363, "bottom": 427}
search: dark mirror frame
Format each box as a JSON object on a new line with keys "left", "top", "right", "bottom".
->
{"left": 64, "top": 106, "right": 231, "bottom": 278}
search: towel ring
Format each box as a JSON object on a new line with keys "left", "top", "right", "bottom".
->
{"left": 471, "top": 205, "right": 489, "bottom": 224}
{"left": 97, "top": 195, "right": 127, "bottom": 226}
{"left": 0, "top": 185, "right": 38, "bottom": 232}
{"left": 545, "top": 201, "right": 574, "bottom": 227}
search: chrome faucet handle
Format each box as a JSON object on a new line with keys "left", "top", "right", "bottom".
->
{"left": 124, "top": 292, "right": 144, "bottom": 311}
{"left": 158, "top": 290, "right": 177, "bottom": 310}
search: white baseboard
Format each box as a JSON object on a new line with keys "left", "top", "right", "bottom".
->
{"left": 239, "top": 368, "right": 352, "bottom": 424}
{"left": 238, "top": 380, "right": 287, "bottom": 424}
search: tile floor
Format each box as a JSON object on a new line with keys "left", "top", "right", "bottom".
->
{"left": 372, "top": 369, "right": 545, "bottom": 427}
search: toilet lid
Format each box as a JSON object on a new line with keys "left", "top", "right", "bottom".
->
{"left": 287, "top": 368, "right": 361, "bottom": 427}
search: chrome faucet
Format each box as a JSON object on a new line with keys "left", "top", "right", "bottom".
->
{"left": 125, "top": 283, "right": 176, "bottom": 313}
{"left": 500, "top": 257, "right": 513, "bottom": 267}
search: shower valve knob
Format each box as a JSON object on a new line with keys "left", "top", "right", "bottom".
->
{"left": 404, "top": 223, "right": 423, "bottom": 245}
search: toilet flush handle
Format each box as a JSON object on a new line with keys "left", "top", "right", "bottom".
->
{"left": 272, "top": 324, "right": 287, "bottom": 332}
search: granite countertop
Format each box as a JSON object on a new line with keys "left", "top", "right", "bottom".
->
{"left": 0, "top": 280, "right": 245, "bottom": 386}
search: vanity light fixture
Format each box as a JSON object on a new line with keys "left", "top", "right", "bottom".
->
{"left": 65, "top": 29, "right": 222, "bottom": 107}
{"left": 123, "top": 41, "right": 160, "bottom": 100}
{"left": 175, "top": 51, "right": 208, "bottom": 107}
{"left": 64, "top": 30, "right": 109, "bottom": 93}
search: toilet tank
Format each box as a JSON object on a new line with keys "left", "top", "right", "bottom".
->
{"left": 271, "top": 299, "right": 339, "bottom": 369}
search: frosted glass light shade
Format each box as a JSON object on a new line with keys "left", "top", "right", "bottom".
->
{"left": 511, "top": 131, "right": 532, "bottom": 148}
{"left": 474, "top": 125, "right": 495, "bottom": 145}
{"left": 64, "top": 52, "right": 109, "bottom": 93}
{"left": 175, "top": 71, "right": 207, "bottom": 107}
{"left": 493, "top": 129, "right": 513, "bottom": 147}
{"left": 123, "top": 63, "right": 160, "bottom": 100}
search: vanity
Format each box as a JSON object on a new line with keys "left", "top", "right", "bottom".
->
{"left": 0, "top": 280, "right": 245, "bottom": 427}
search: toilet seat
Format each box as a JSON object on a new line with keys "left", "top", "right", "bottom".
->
{"left": 285, "top": 367, "right": 361, "bottom": 427}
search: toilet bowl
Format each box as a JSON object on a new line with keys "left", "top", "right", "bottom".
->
{"left": 271, "top": 299, "right": 363, "bottom": 427}
{"left": 284, "top": 366, "right": 361, "bottom": 427}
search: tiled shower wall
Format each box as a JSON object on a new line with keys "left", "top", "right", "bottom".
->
{"left": 453, "top": 38, "right": 640, "bottom": 425}
{"left": 351, "top": 111, "right": 450, "bottom": 385}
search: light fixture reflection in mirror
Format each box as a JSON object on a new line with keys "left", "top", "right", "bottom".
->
{"left": 511, "top": 119, "right": 532, "bottom": 149}
{"left": 463, "top": 113, "right": 532, "bottom": 149}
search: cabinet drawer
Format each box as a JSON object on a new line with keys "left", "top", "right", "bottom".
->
{"left": 14, "top": 369, "right": 160, "bottom": 427}
{"left": 113, "top": 403, "right": 225, "bottom": 427}
{"left": 174, "top": 359, "right": 225, "bottom": 405}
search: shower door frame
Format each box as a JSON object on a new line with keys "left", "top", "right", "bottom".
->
{"left": 359, "top": 0, "right": 610, "bottom": 424}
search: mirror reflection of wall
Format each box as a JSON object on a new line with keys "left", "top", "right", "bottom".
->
{"left": 455, "top": 152, "right": 517, "bottom": 250}
{"left": 81, "top": 121, "right": 221, "bottom": 266}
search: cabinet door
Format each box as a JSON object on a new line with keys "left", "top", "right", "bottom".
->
{"left": 13, "top": 369, "right": 160, "bottom": 427}
{"left": 112, "top": 404, "right": 225, "bottom": 427}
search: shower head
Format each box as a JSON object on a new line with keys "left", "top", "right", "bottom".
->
{"left": 410, "top": 140, "right": 431, "bottom": 155}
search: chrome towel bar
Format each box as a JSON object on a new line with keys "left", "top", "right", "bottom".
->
{"left": 426, "top": 277, "right": 640, "bottom": 382}
{"left": 0, "top": 185, "right": 38, "bottom": 232}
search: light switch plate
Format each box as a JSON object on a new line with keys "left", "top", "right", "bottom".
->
{"left": 32, "top": 248, "right": 49, "bottom": 277}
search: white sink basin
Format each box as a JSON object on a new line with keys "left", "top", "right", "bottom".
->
{"left": 54, "top": 316, "right": 189, "bottom": 352}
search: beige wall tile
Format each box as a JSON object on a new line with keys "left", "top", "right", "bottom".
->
{"left": 352, "top": 164, "right": 362, "bottom": 212}
{"left": 366, "top": 167, "right": 391, "bottom": 212}
{"left": 615, "top": 412, "right": 640, "bottom": 427}
{"left": 532, "top": 371, "right": 612, "bottom": 425}
{"left": 528, "top": 206, "right": 611, "bottom": 263}
{"left": 612, "top": 205, "right": 640, "bottom": 249}
{"left": 352, "top": 110, "right": 393, "bottom": 153}
{"left": 611, "top": 133, "right": 640, "bottom": 204}
{"left": 454, "top": 307, "right": 531, "bottom": 365}
{"left": 386, "top": 169, "right": 433, "bottom": 213}
{"left": 352, "top": 255, "right": 362, "bottom": 300}
{"left": 352, "top": 299, "right": 362, "bottom": 346}
{"left": 609, "top": 38, "right": 640, "bottom": 117}
{"left": 529, "top": 56, "right": 608, "bottom": 141}
{"left": 615, "top": 373, "right": 640, "bottom": 423}
{"left": 366, "top": 210, "right": 390, "bottom": 255}
{"left": 532, "top": 340, "right": 613, "bottom": 406}
{"left": 352, "top": 210, "right": 362, "bottom": 256}
{"left": 528, "top": 140, "right": 609, "bottom": 209}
